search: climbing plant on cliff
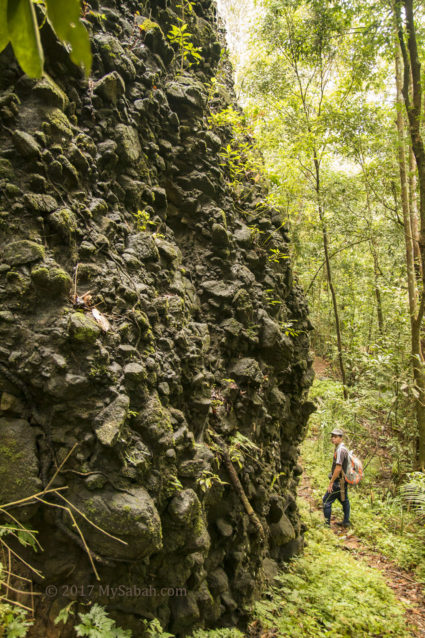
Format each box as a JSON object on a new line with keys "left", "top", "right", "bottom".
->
{"left": 0, "top": 0, "right": 91, "bottom": 77}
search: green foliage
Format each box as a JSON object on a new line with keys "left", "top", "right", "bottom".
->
{"left": 134, "top": 209, "right": 156, "bottom": 233}
{"left": 143, "top": 618, "right": 173, "bottom": 638}
{"left": 196, "top": 470, "right": 229, "bottom": 492}
{"left": 0, "top": 524, "right": 38, "bottom": 551}
{"left": 167, "top": 1, "right": 202, "bottom": 73}
{"left": 190, "top": 630, "right": 244, "bottom": 638}
{"left": 167, "top": 23, "right": 202, "bottom": 67}
{"left": 75, "top": 603, "right": 132, "bottom": 637}
{"left": 264, "top": 289, "right": 281, "bottom": 307}
{"left": 209, "top": 106, "right": 264, "bottom": 190}
{"left": 6, "top": 0, "right": 44, "bottom": 77}
{"left": 0, "top": 599, "right": 33, "bottom": 637}
{"left": 45, "top": 0, "right": 91, "bottom": 72}
{"left": 252, "top": 503, "right": 414, "bottom": 637}
{"left": 137, "top": 18, "right": 161, "bottom": 33}
{"left": 279, "top": 320, "right": 299, "bottom": 338}
{"left": 267, "top": 247, "right": 289, "bottom": 263}
{"left": 54, "top": 601, "right": 76, "bottom": 626}
{"left": 0, "top": 0, "right": 91, "bottom": 77}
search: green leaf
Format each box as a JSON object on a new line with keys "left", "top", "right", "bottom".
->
{"left": 54, "top": 601, "right": 76, "bottom": 625}
{"left": 0, "top": 0, "right": 9, "bottom": 53}
{"left": 45, "top": 0, "right": 91, "bottom": 74}
{"left": 7, "top": 0, "right": 44, "bottom": 77}
{"left": 6, "top": 620, "right": 30, "bottom": 638}
{"left": 16, "top": 527, "right": 38, "bottom": 551}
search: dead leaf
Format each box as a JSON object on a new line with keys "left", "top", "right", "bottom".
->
{"left": 92, "top": 308, "right": 111, "bottom": 332}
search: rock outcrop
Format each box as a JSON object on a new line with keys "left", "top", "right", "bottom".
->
{"left": 0, "top": 0, "right": 314, "bottom": 635}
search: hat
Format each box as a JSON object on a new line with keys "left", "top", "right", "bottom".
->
{"left": 330, "top": 428, "right": 344, "bottom": 437}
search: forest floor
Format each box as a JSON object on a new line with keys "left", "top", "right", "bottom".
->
{"left": 299, "top": 475, "right": 425, "bottom": 637}
{"left": 299, "top": 357, "right": 425, "bottom": 637}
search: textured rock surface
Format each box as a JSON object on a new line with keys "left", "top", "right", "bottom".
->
{"left": 0, "top": 0, "right": 314, "bottom": 635}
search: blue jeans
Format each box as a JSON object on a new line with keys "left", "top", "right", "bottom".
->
{"left": 323, "top": 481, "right": 350, "bottom": 524}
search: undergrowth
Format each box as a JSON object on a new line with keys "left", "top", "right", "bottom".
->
{"left": 252, "top": 501, "right": 414, "bottom": 637}
{"left": 304, "top": 376, "right": 425, "bottom": 583}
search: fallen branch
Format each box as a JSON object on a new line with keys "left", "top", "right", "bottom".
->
{"left": 211, "top": 434, "right": 265, "bottom": 542}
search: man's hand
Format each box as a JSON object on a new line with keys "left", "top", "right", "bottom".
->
{"left": 327, "top": 482, "right": 334, "bottom": 493}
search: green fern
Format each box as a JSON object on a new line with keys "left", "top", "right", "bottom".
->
{"left": 400, "top": 472, "right": 425, "bottom": 514}
{"left": 143, "top": 618, "right": 174, "bottom": 637}
{"left": 0, "top": 599, "right": 33, "bottom": 638}
{"left": 75, "top": 604, "right": 131, "bottom": 637}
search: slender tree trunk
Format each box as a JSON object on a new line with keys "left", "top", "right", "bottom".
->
{"left": 313, "top": 155, "right": 348, "bottom": 398}
{"left": 395, "top": 49, "right": 417, "bottom": 317}
{"left": 395, "top": 16, "right": 425, "bottom": 468}
{"left": 371, "top": 247, "right": 384, "bottom": 336}
{"left": 409, "top": 148, "right": 423, "bottom": 282}
{"left": 363, "top": 184, "right": 385, "bottom": 336}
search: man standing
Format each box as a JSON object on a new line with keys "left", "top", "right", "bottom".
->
{"left": 323, "top": 428, "right": 351, "bottom": 527}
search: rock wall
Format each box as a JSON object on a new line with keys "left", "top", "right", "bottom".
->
{"left": 0, "top": 0, "right": 314, "bottom": 635}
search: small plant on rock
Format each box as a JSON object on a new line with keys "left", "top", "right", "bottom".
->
{"left": 0, "top": 599, "right": 33, "bottom": 637}
{"left": 143, "top": 618, "right": 174, "bottom": 638}
{"left": 196, "top": 470, "right": 229, "bottom": 493}
{"left": 134, "top": 209, "right": 156, "bottom": 232}
{"left": 167, "top": 23, "right": 202, "bottom": 72}
{"left": 56, "top": 602, "right": 132, "bottom": 637}
{"left": 267, "top": 248, "right": 289, "bottom": 263}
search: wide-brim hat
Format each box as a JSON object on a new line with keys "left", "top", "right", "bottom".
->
{"left": 330, "top": 428, "right": 344, "bottom": 437}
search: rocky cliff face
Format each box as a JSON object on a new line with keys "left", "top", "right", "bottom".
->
{"left": 0, "top": 0, "right": 314, "bottom": 635}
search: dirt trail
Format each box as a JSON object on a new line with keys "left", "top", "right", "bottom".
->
{"left": 305, "top": 356, "right": 425, "bottom": 637}
{"left": 299, "top": 476, "right": 425, "bottom": 637}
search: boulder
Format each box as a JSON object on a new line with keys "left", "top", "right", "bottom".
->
{"left": 269, "top": 513, "right": 295, "bottom": 546}
{"left": 231, "top": 358, "right": 263, "bottom": 386}
{"left": 12, "top": 130, "right": 41, "bottom": 158}
{"left": 115, "top": 124, "right": 141, "bottom": 163}
{"left": 94, "top": 394, "right": 130, "bottom": 447}
{"left": 71, "top": 486, "right": 162, "bottom": 559}
{"left": 68, "top": 313, "right": 101, "bottom": 343}
{"left": 3, "top": 240, "right": 45, "bottom": 265}
{"left": 94, "top": 71, "right": 126, "bottom": 104}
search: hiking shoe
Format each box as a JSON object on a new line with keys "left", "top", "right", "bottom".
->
{"left": 336, "top": 521, "right": 351, "bottom": 528}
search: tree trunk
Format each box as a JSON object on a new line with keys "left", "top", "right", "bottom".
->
{"left": 313, "top": 156, "right": 348, "bottom": 398}
{"left": 409, "top": 148, "right": 423, "bottom": 283}
{"left": 372, "top": 247, "right": 384, "bottom": 336}
{"left": 364, "top": 184, "right": 384, "bottom": 336}
{"left": 395, "top": 48, "right": 417, "bottom": 319}
{"left": 395, "top": 9, "right": 425, "bottom": 467}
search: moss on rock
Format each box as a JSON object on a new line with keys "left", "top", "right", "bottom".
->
{"left": 3, "top": 240, "right": 45, "bottom": 265}
{"left": 0, "top": 418, "right": 42, "bottom": 511}
{"left": 68, "top": 312, "right": 101, "bottom": 343}
{"left": 31, "top": 264, "right": 72, "bottom": 296}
